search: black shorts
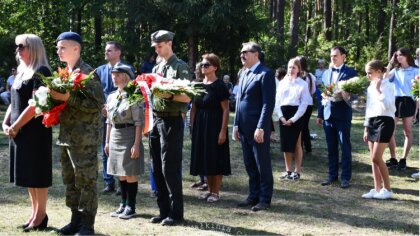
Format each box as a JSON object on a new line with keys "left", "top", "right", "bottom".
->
{"left": 395, "top": 96, "right": 416, "bottom": 118}
{"left": 367, "top": 116, "right": 395, "bottom": 143}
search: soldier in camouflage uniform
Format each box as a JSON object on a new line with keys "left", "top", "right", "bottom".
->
{"left": 50, "top": 32, "right": 104, "bottom": 235}
{"left": 148, "top": 30, "right": 191, "bottom": 226}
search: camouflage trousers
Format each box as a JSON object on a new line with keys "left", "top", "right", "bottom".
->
{"left": 60, "top": 145, "right": 98, "bottom": 215}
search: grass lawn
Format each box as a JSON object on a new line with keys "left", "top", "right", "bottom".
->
{"left": 0, "top": 109, "right": 418, "bottom": 235}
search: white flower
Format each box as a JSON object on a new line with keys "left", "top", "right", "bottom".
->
{"left": 28, "top": 99, "right": 36, "bottom": 107}
{"left": 173, "top": 79, "right": 190, "bottom": 86}
{"left": 35, "top": 107, "right": 42, "bottom": 115}
{"left": 35, "top": 86, "right": 49, "bottom": 100}
{"left": 52, "top": 77, "right": 62, "bottom": 86}
{"left": 38, "top": 98, "right": 47, "bottom": 106}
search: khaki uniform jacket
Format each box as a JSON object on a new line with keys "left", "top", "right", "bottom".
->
{"left": 57, "top": 59, "right": 105, "bottom": 146}
{"left": 152, "top": 54, "right": 191, "bottom": 113}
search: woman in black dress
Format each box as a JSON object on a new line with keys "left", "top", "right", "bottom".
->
{"left": 190, "top": 53, "right": 230, "bottom": 203}
{"left": 2, "top": 34, "right": 52, "bottom": 231}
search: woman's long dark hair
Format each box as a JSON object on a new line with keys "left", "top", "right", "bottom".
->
{"left": 296, "top": 56, "right": 313, "bottom": 92}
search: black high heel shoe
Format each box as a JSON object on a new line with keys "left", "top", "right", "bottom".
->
{"left": 17, "top": 222, "right": 30, "bottom": 229}
{"left": 23, "top": 215, "right": 48, "bottom": 232}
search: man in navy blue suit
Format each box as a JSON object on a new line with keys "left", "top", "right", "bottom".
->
{"left": 234, "top": 42, "right": 276, "bottom": 211}
{"left": 316, "top": 46, "right": 357, "bottom": 189}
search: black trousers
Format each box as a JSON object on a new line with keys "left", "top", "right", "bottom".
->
{"left": 301, "top": 105, "right": 313, "bottom": 152}
{"left": 149, "top": 116, "right": 184, "bottom": 220}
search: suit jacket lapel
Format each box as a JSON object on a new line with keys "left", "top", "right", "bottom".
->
{"left": 241, "top": 65, "right": 260, "bottom": 97}
{"left": 337, "top": 65, "right": 347, "bottom": 81}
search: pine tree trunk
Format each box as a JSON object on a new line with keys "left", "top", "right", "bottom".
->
{"left": 289, "top": 0, "right": 301, "bottom": 58}
{"left": 388, "top": 0, "right": 398, "bottom": 60}
{"left": 276, "top": 0, "right": 286, "bottom": 64}
{"left": 324, "top": 0, "right": 332, "bottom": 41}
{"left": 377, "top": 0, "right": 387, "bottom": 37}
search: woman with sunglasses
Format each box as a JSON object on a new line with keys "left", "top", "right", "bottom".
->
{"left": 190, "top": 53, "right": 231, "bottom": 203}
{"left": 385, "top": 48, "right": 419, "bottom": 170}
{"left": 2, "top": 34, "right": 52, "bottom": 231}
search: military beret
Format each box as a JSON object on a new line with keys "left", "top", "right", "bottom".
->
{"left": 111, "top": 64, "right": 134, "bottom": 80}
{"left": 150, "top": 30, "right": 175, "bottom": 46}
{"left": 56, "top": 32, "right": 82, "bottom": 45}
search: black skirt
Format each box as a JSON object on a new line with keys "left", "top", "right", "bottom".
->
{"left": 367, "top": 116, "right": 395, "bottom": 143}
{"left": 279, "top": 106, "right": 303, "bottom": 152}
{"left": 395, "top": 96, "right": 416, "bottom": 118}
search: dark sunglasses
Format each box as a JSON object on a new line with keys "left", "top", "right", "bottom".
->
{"left": 240, "top": 50, "right": 256, "bottom": 55}
{"left": 200, "top": 63, "right": 211, "bottom": 68}
{"left": 16, "top": 44, "right": 27, "bottom": 50}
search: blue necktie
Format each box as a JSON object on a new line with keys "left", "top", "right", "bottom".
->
{"left": 332, "top": 68, "right": 340, "bottom": 73}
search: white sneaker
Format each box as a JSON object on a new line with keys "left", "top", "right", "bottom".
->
{"left": 362, "top": 189, "right": 378, "bottom": 199}
{"left": 373, "top": 188, "right": 393, "bottom": 200}
{"left": 411, "top": 172, "right": 419, "bottom": 179}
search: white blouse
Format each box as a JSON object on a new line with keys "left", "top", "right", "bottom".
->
{"left": 302, "top": 73, "right": 316, "bottom": 105}
{"left": 273, "top": 76, "right": 311, "bottom": 123}
{"left": 364, "top": 79, "right": 396, "bottom": 126}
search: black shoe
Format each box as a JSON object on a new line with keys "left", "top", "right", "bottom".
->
{"left": 386, "top": 158, "right": 399, "bottom": 169}
{"left": 150, "top": 215, "right": 166, "bottom": 224}
{"left": 115, "top": 187, "right": 121, "bottom": 196}
{"left": 397, "top": 159, "right": 407, "bottom": 170}
{"left": 251, "top": 202, "right": 270, "bottom": 212}
{"left": 23, "top": 215, "right": 48, "bottom": 232}
{"left": 161, "top": 217, "right": 184, "bottom": 226}
{"left": 74, "top": 226, "right": 94, "bottom": 236}
{"left": 60, "top": 222, "right": 81, "bottom": 235}
{"left": 340, "top": 180, "right": 350, "bottom": 189}
{"left": 17, "top": 222, "right": 30, "bottom": 229}
{"left": 237, "top": 199, "right": 258, "bottom": 207}
{"left": 102, "top": 184, "right": 115, "bottom": 193}
{"left": 321, "top": 177, "right": 338, "bottom": 186}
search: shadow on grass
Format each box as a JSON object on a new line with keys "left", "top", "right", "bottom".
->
{"left": 183, "top": 219, "right": 280, "bottom": 235}
{"left": 130, "top": 212, "right": 280, "bottom": 235}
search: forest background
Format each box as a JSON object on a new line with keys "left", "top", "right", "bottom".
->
{"left": 0, "top": 0, "right": 418, "bottom": 82}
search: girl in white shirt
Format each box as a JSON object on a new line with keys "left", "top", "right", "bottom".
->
{"left": 273, "top": 58, "right": 311, "bottom": 180}
{"left": 362, "top": 60, "right": 395, "bottom": 200}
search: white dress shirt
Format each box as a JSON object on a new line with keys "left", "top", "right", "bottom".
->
{"left": 302, "top": 73, "right": 316, "bottom": 105}
{"left": 273, "top": 76, "right": 311, "bottom": 123}
{"left": 364, "top": 79, "right": 396, "bottom": 126}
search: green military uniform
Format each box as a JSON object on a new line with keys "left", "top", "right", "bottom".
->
{"left": 150, "top": 52, "right": 191, "bottom": 222}
{"left": 59, "top": 58, "right": 104, "bottom": 233}
{"left": 152, "top": 54, "right": 191, "bottom": 113}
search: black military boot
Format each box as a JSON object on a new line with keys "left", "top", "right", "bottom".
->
{"left": 75, "top": 213, "right": 95, "bottom": 235}
{"left": 60, "top": 210, "right": 82, "bottom": 235}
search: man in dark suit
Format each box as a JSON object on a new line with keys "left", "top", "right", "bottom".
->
{"left": 316, "top": 46, "right": 358, "bottom": 189}
{"left": 234, "top": 42, "right": 276, "bottom": 211}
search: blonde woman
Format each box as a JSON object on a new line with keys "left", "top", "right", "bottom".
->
{"left": 362, "top": 60, "right": 395, "bottom": 199}
{"left": 105, "top": 64, "right": 144, "bottom": 219}
{"left": 2, "top": 34, "right": 52, "bottom": 231}
{"left": 273, "top": 57, "right": 311, "bottom": 180}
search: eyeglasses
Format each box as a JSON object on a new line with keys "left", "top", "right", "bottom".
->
{"left": 16, "top": 44, "right": 27, "bottom": 51}
{"left": 200, "top": 63, "right": 211, "bottom": 68}
{"left": 240, "top": 50, "right": 256, "bottom": 55}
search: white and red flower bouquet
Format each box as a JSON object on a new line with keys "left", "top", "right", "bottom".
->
{"left": 29, "top": 68, "right": 95, "bottom": 127}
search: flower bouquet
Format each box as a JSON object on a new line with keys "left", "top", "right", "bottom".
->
{"left": 151, "top": 78, "right": 206, "bottom": 110}
{"left": 29, "top": 68, "right": 95, "bottom": 127}
{"left": 337, "top": 76, "right": 369, "bottom": 96}
{"left": 320, "top": 77, "right": 369, "bottom": 106}
{"left": 411, "top": 76, "right": 419, "bottom": 100}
